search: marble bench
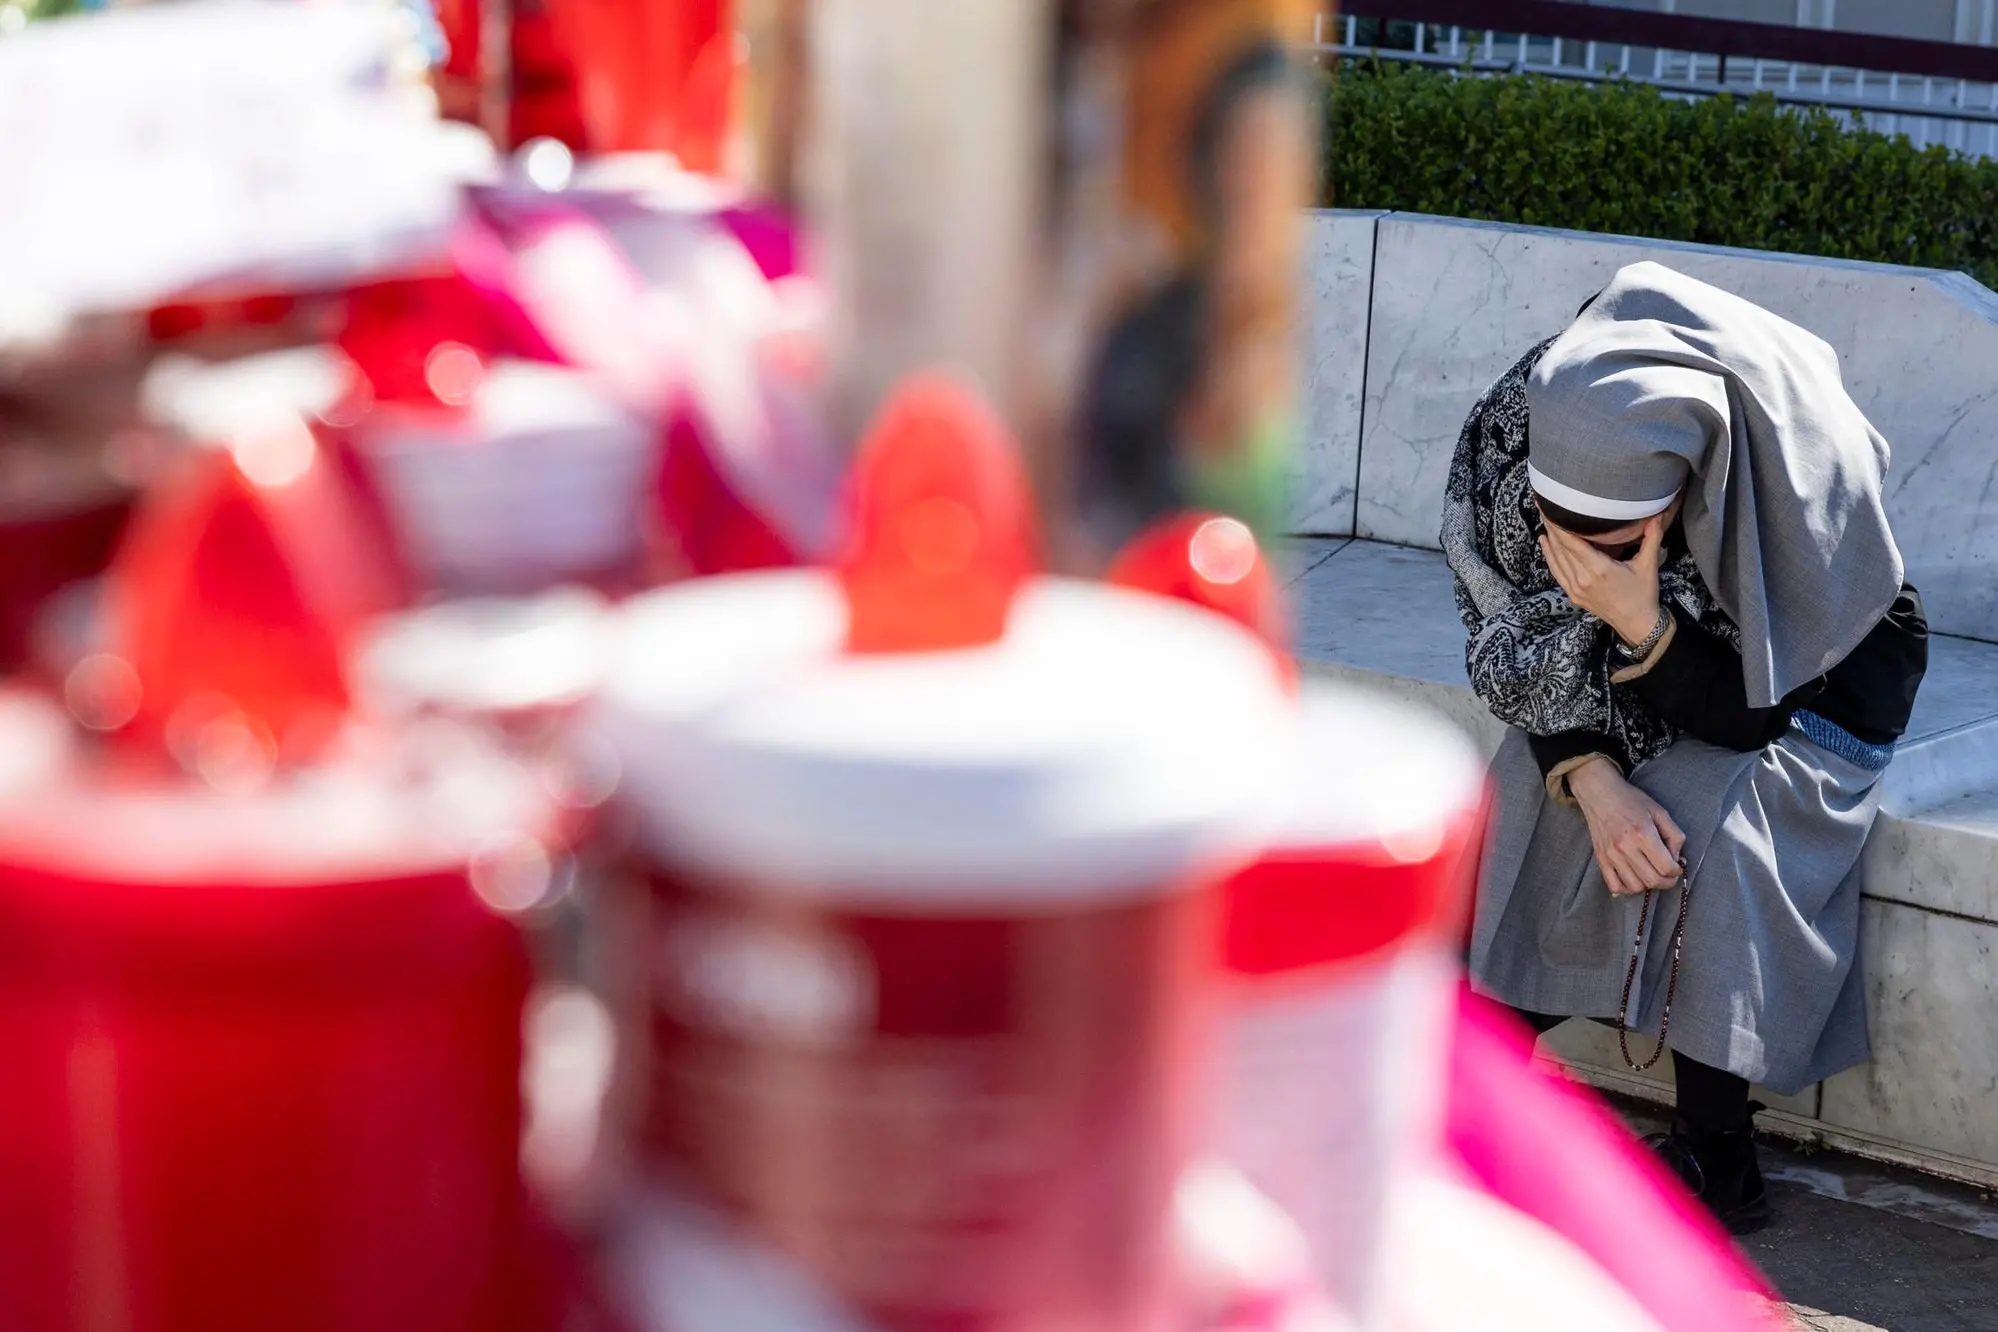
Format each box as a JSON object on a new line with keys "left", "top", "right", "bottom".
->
{"left": 1287, "top": 537, "right": 1998, "bottom": 1188}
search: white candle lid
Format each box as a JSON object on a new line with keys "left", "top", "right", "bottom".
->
{"left": 1273, "top": 683, "right": 1488, "bottom": 857}
{"left": 360, "top": 360, "right": 647, "bottom": 454}
{"left": 0, "top": 717, "right": 556, "bottom": 890}
{"left": 596, "top": 570, "right": 1293, "bottom": 906}
{"left": 360, "top": 362, "right": 653, "bottom": 591}
{"left": 358, "top": 588, "right": 610, "bottom": 718}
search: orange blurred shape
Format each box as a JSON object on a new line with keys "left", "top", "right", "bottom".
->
{"left": 674, "top": 26, "right": 738, "bottom": 175}
{"left": 546, "top": 0, "right": 729, "bottom": 157}
{"left": 1107, "top": 513, "right": 1295, "bottom": 685}
{"left": 839, "top": 375, "right": 1035, "bottom": 654}
{"left": 106, "top": 424, "right": 403, "bottom": 771}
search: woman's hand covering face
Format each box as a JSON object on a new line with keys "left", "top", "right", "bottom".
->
{"left": 1537, "top": 514, "right": 1667, "bottom": 646}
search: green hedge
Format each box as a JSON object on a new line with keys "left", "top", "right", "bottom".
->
{"left": 1322, "top": 61, "right": 1998, "bottom": 290}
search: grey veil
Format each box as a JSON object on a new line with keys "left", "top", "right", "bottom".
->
{"left": 1526, "top": 261, "right": 1903, "bottom": 708}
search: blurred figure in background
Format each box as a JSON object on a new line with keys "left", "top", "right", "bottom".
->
{"left": 1079, "top": 25, "right": 1307, "bottom": 550}
{"left": 1442, "top": 263, "right": 1927, "bottom": 1237}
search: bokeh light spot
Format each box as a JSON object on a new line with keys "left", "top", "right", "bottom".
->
{"left": 424, "top": 342, "right": 486, "bottom": 406}
{"left": 1188, "top": 517, "right": 1259, "bottom": 586}
{"left": 63, "top": 654, "right": 142, "bottom": 732}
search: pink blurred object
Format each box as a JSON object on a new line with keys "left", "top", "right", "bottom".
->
{"left": 716, "top": 204, "right": 804, "bottom": 282}
{"left": 467, "top": 211, "right": 672, "bottom": 406}
{"left": 339, "top": 211, "right": 666, "bottom": 404}
{"left": 444, "top": 218, "right": 581, "bottom": 368}
{"left": 1382, "top": 1164, "right": 1673, "bottom": 1332}
{"left": 466, "top": 187, "right": 840, "bottom": 580}
{"left": 1441, "top": 991, "right": 1778, "bottom": 1332}
{"left": 649, "top": 230, "right": 839, "bottom": 576}
{"left": 330, "top": 208, "right": 677, "bottom": 597}
{"left": 653, "top": 411, "right": 813, "bottom": 574}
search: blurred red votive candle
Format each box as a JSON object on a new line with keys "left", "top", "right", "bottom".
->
{"left": 1106, "top": 512, "right": 1295, "bottom": 689}
{"left": 0, "top": 694, "right": 561, "bottom": 1332}
{"left": 0, "top": 423, "right": 566, "bottom": 1332}
{"left": 1217, "top": 683, "right": 1488, "bottom": 1330}
{"left": 588, "top": 378, "right": 1294, "bottom": 1332}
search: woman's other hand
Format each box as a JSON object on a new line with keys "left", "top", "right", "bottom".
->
{"left": 1538, "top": 515, "right": 1665, "bottom": 646}
{"left": 1565, "top": 757, "right": 1686, "bottom": 896}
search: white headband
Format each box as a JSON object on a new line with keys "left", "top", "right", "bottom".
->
{"left": 1527, "top": 463, "right": 1678, "bottom": 522}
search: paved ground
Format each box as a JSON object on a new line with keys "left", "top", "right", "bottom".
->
{"left": 1611, "top": 1099, "right": 1998, "bottom": 1331}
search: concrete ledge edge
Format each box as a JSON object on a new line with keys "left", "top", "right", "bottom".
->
{"left": 1552, "top": 1059, "right": 1998, "bottom": 1191}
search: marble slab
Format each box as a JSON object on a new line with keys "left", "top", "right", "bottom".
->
{"left": 1348, "top": 213, "right": 1998, "bottom": 643}
{"left": 1901, "top": 631, "right": 1998, "bottom": 744}
{"left": 1862, "top": 796, "right": 1998, "bottom": 927}
{"left": 1919, "top": 787, "right": 1998, "bottom": 842}
{"left": 1877, "top": 719, "right": 1998, "bottom": 820}
{"left": 1290, "top": 539, "right": 1500, "bottom": 752}
{"left": 1821, "top": 900, "right": 1998, "bottom": 1170}
{"left": 1292, "top": 539, "right": 1467, "bottom": 689}
{"left": 1539, "top": 1020, "right": 1820, "bottom": 1120}
{"left": 1273, "top": 535, "right": 1348, "bottom": 587}
{"left": 1289, "top": 210, "right": 1381, "bottom": 537}
{"left": 1876, "top": 630, "right": 1998, "bottom": 816}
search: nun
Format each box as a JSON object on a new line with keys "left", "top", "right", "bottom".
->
{"left": 1441, "top": 262, "right": 1928, "bottom": 1234}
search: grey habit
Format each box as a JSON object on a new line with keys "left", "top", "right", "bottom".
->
{"left": 1462, "top": 262, "right": 1905, "bottom": 1095}
{"left": 1470, "top": 725, "right": 1879, "bottom": 1094}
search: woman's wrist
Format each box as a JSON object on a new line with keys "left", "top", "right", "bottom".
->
{"left": 1612, "top": 602, "right": 1667, "bottom": 650}
{"left": 1565, "top": 754, "right": 1623, "bottom": 805}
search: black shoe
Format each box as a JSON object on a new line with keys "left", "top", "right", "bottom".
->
{"left": 1644, "top": 1105, "right": 1772, "bottom": 1236}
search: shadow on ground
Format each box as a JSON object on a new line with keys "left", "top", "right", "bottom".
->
{"left": 1610, "top": 1097, "right": 1998, "bottom": 1331}
{"left": 1742, "top": 1140, "right": 1998, "bottom": 1332}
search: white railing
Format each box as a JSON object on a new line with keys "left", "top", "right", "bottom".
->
{"left": 1313, "top": 16, "right": 1998, "bottom": 161}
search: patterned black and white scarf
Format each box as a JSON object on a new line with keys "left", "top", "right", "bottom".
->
{"left": 1438, "top": 339, "right": 1741, "bottom": 770}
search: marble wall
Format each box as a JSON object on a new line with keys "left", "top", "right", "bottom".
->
{"left": 1290, "top": 210, "right": 1380, "bottom": 536}
{"left": 1297, "top": 212, "right": 1998, "bottom": 642}
{"left": 1821, "top": 898, "right": 1998, "bottom": 1171}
